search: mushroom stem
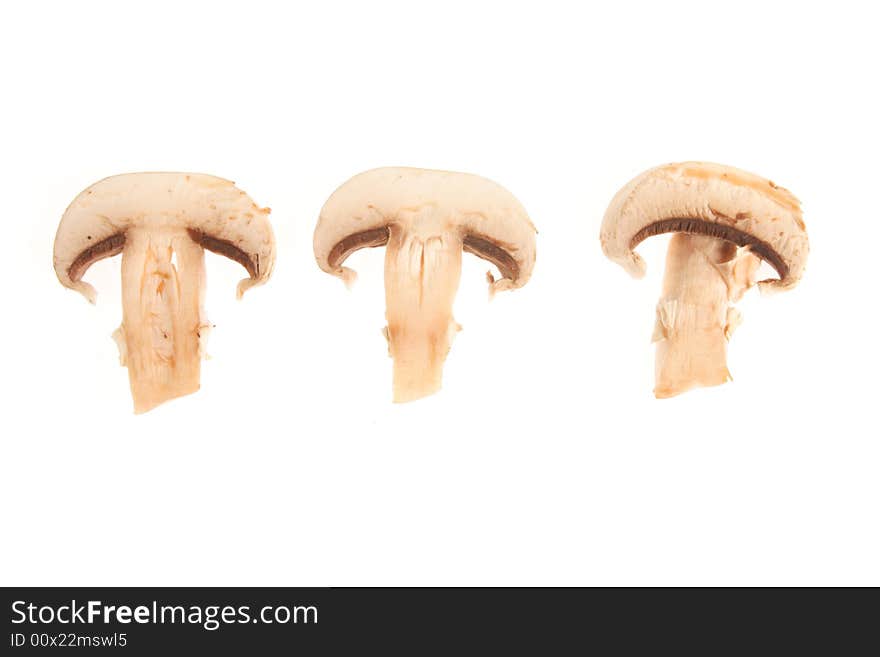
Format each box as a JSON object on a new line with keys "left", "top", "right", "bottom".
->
{"left": 384, "top": 227, "right": 463, "bottom": 403}
{"left": 118, "top": 228, "right": 207, "bottom": 413}
{"left": 653, "top": 233, "right": 760, "bottom": 398}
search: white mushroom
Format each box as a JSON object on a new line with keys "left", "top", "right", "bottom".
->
{"left": 314, "top": 167, "right": 537, "bottom": 402}
{"left": 54, "top": 173, "right": 275, "bottom": 413}
{"left": 600, "top": 162, "right": 808, "bottom": 398}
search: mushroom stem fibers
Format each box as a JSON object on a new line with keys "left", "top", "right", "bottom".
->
{"left": 117, "top": 228, "right": 208, "bottom": 413}
{"left": 384, "top": 227, "right": 463, "bottom": 403}
{"left": 652, "top": 234, "right": 760, "bottom": 398}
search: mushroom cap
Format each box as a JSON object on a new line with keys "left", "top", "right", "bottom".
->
{"left": 600, "top": 162, "right": 808, "bottom": 292}
{"left": 314, "top": 167, "right": 537, "bottom": 293}
{"left": 54, "top": 172, "right": 275, "bottom": 302}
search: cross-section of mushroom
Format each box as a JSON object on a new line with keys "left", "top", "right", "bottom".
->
{"left": 53, "top": 173, "right": 275, "bottom": 413}
{"left": 600, "top": 162, "right": 808, "bottom": 398}
{"left": 314, "top": 167, "right": 537, "bottom": 402}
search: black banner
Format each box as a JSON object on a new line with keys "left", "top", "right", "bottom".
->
{"left": 1, "top": 587, "right": 874, "bottom": 653}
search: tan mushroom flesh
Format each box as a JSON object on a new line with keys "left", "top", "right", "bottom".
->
{"left": 314, "top": 167, "right": 536, "bottom": 402}
{"left": 600, "top": 162, "right": 808, "bottom": 398}
{"left": 54, "top": 173, "right": 275, "bottom": 413}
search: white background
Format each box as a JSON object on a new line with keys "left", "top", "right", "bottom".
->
{"left": 1, "top": 1, "right": 877, "bottom": 586}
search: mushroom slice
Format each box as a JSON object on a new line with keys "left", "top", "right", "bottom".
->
{"left": 314, "top": 167, "right": 537, "bottom": 402}
{"left": 54, "top": 173, "right": 275, "bottom": 413}
{"left": 600, "top": 161, "right": 808, "bottom": 398}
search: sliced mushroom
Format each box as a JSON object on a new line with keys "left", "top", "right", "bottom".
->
{"left": 314, "top": 167, "right": 537, "bottom": 402}
{"left": 54, "top": 173, "right": 275, "bottom": 413}
{"left": 600, "top": 161, "right": 808, "bottom": 398}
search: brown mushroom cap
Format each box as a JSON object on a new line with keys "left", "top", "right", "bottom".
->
{"left": 600, "top": 162, "right": 808, "bottom": 292}
{"left": 53, "top": 172, "right": 275, "bottom": 303}
{"left": 313, "top": 167, "right": 537, "bottom": 294}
